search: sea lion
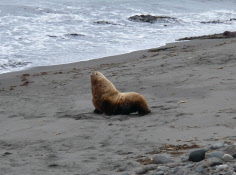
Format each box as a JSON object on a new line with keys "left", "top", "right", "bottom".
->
{"left": 90, "top": 71, "right": 151, "bottom": 115}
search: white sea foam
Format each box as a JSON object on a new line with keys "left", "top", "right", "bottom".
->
{"left": 0, "top": 0, "right": 236, "bottom": 73}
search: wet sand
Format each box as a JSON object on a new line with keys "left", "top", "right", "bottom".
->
{"left": 0, "top": 38, "right": 236, "bottom": 174}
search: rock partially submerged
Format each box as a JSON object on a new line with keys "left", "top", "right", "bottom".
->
{"left": 177, "top": 31, "right": 236, "bottom": 41}
{"left": 93, "top": 21, "right": 118, "bottom": 25}
{"left": 128, "top": 14, "right": 177, "bottom": 23}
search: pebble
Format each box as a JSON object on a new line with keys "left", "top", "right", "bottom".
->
{"left": 121, "top": 173, "right": 129, "bottom": 175}
{"left": 222, "top": 154, "right": 234, "bottom": 161}
{"left": 210, "top": 143, "right": 224, "bottom": 149}
{"left": 156, "top": 171, "right": 164, "bottom": 175}
{"left": 208, "top": 157, "right": 223, "bottom": 167}
{"left": 157, "top": 166, "right": 169, "bottom": 172}
{"left": 146, "top": 165, "right": 156, "bottom": 171}
{"left": 216, "top": 164, "right": 228, "bottom": 171}
{"left": 209, "top": 151, "right": 224, "bottom": 159}
{"left": 223, "top": 146, "right": 236, "bottom": 155}
{"left": 188, "top": 149, "right": 205, "bottom": 162}
{"left": 135, "top": 167, "right": 148, "bottom": 174}
{"left": 152, "top": 155, "right": 173, "bottom": 164}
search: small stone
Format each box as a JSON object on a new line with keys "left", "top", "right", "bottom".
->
{"left": 157, "top": 166, "right": 169, "bottom": 172}
{"left": 156, "top": 171, "right": 164, "bottom": 175}
{"left": 180, "top": 155, "right": 189, "bottom": 162}
{"left": 152, "top": 155, "right": 174, "bottom": 164}
{"left": 209, "top": 151, "right": 224, "bottom": 159}
{"left": 3, "top": 152, "right": 12, "bottom": 156}
{"left": 186, "top": 163, "right": 194, "bottom": 168}
{"left": 135, "top": 167, "right": 148, "bottom": 174}
{"left": 121, "top": 173, "right": 129, "bottom": 175}
{"left": 210, "top": 143, "right": 224, "bottom": 149}
{"left": 189, "top": 149, "right": 205, "bottom": 162}
{"left": 223, "top": 145, "right": 236, "bottom": 155}
{"left": 216, "top": 164, "right": 228, "bottom": 171}
{"left": 146, "top": 165, "right": 156, "bottom": 171}
{"left": 208, "top": 157, "right": 223, "bottom": 167}
{"left": 222, "top": 154, "right": 233, "bottom": 161}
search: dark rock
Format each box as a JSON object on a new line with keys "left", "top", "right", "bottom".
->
{"left": 223, "top": 31, "right": 236, "bottom": 38}
{"left": 189, "top": 149, "right": 206, "bottom": 162}
{"left": 65, "top": 33, "right": 85, "bottom": 37}
{"left": 209, "top": 151, "right": 224, "bottom": 159}
{"left": 207, "top": 157, "right": 223, "bottom": 166}
{"left": 3, "top": 152, "right": 12, "bottom": 156}
{"left": 93, "top": 21, "right": 117, "bottom": 25}
{"left": 201, "top": 20, "right": 225, "bottom": 24}
{"left": 128, "top": 14, "right": 177, "bottom": 23}
{"left": 233, "top": 154, "right": 236, "bottom": 158}
{"left": 152, "top": 155, "right": 174, "bottom": 164}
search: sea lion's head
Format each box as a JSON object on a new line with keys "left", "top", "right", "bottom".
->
{"left": 90, "top": 71, "right": 105, "bottom": 84}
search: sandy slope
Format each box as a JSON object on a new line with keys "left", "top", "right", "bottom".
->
{"left": 0, "top": 38, "right": 236, "bottom": 175}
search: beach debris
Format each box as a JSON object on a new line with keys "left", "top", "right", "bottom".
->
{"left": 148, "top": 144, "right": 201, "bottom": 156}
{"left": 136, "top": 157, "right": 153, "bottom": 165}
{"left": 177, "top": 100, "right": 188, "bottom": 104}
{"left": 148, "top": 46, "right": 176, "bottom": 52}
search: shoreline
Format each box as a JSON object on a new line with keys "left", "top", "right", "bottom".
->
{"left": 1, "top": 37, "right": 236, "bottom": 174}
{"left": 2, "top": 31, "right": 236, "bottom": 77}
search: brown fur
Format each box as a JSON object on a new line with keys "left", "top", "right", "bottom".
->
{"left": 90, "top": 71, "right": 151, "bottom": 115}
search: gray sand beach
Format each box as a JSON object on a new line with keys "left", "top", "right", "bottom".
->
{"left": 0, "top": 38, "right": 236, "bottom": 174}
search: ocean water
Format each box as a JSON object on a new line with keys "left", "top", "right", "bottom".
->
{"left": 0, "top": 0, "right": 236, "bottom": 73}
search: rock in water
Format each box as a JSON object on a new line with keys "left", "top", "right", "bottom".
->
{"left": 189, "top": 149, "right": 205, "bottom": 162}
{"left": 128, "top": 15, "right": 177, "bottom": 23}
